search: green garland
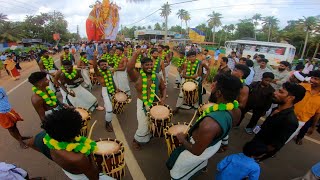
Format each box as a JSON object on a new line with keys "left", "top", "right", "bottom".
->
{"left": 80, "top": 56, "right": 89, "bottom": 64}
{"left": 152, "top": 57, "right": 160, "bottom": 72}
{"left": 161, "top": 52, "right": 166, "bottom": 61}
{"left": 127, "top": 48, "right": 133, "bottom": 59}
{"left": 177, "top": 56, "right": 186, "bottom": 67}
{"left": 140, "top": 69, "right": 157, "bottom": 107}
{"left": 186, "top": 60, "right": 199, "bottom": 76}
{"left": 198, "top": 100, "right": 239, "bottom": 122}
{"left": 113, "top": 54, "right": 124, "bottom": 70}
{"left": 61, "top": 66, "right": 77, "bottom": 80}
{"left": 137, "top": 54, "right": 142, "bottom": 63}
{"left": 41, "top": 56, "right": 54, "bottom": 70}
{"left": 32, "top": 86, "right": 57, "bottom": 107}
{"left": 63, "top": 53, "right": 72, "bottom": 61}
{"left": 99, "top": 68, "right": 115, "bottom": 95}
{"left": 101, "top": 54, "right": 113, "bottom": 64}
{"left": 43, "top": 133, "right": 97, "bottom": 156}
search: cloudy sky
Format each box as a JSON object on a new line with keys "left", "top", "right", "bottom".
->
{"left": 1, "top": 0, "right": 320, "bottom": 37}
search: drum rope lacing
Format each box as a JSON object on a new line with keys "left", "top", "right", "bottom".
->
{"left": 41, "top": 56, "right": 54, "bottom": 70}
{"left": 99, "top": 68, "right": 115, "bottom": 95}
{"left": 32, "top": 86, "right": 57, "bottom": 106}
{"left": 43, "top": 134, "right": 97, "bottom": 156}
{"left": 61, "top": 66, "right": 77, "bottom": 80}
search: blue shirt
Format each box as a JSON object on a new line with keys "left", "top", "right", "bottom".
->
{"left": 215, "top": 50, "right": 221, "bottom": 57}
{"left": 312, "top": 162, "right": 320, "bottom": 177}
{"left": 86, "top": 46, "right": 94, "bottom": 60}
{"left": 0, "top": 87, "right": 11, "bottom": 113}
{"left": 216, "top": 153, "right": 260, "bottom": 180}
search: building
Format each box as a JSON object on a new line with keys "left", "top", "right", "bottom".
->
{"left": 134, "top": 30, "right": 177, "bottom": 40}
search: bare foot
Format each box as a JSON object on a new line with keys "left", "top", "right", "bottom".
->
{"left": 96, "top": 106, "right": 104, "bottom": 111}
{"left": 105, "top": 122, "right": 113, "bottom": 132}
{"left": 132, "top": 139, "right": 141, "bottom": 151}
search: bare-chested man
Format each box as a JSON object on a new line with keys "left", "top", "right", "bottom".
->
{"left": 27, "top": 108, "right": 115, "bottom": 180}
{"left": 78, "top": 52, "right": 92, "bottom": 90}
{"left": 150, "top": 48, "right": 166, "bottom": 81}
{"left": 60, "top": 46, "right": 75, "bottom": 65}
{"left": 127, "top": 49, "right": 166, "bottom": 150}
{"left": 167, "top": 74, "right": 242, "bottom": 179}
{"left": 38, "top": 50, "right": 58, "bottom": 92}
{"left": 112, "top": 47, "right": 131, "bottom": 96}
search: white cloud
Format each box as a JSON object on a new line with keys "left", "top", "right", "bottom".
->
{"left": 1, "top": 0, "right": 319, "bottom": 38}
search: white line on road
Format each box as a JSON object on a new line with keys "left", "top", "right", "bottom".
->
{"left": 168, "top": 70, "right": 320, "bottom": 145}
{"left": 7, "top": 79, "right": 28, "bottom": 95}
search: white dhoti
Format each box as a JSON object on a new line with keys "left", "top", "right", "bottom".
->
{"left": 62, "top": 169, "right": 115, "bottom": 180}
{"left": 113, "top": 70, "right": 131, "bottom": 96}
{"left": 175, "top": 78, "right": 200, "bottom": 109}
{"left": 165, "top": 64, "right": 171, "bottom": 84}
{"left": 81, "top": 68, "right": 92, "bottom": 90}
{"left": 47, "top": 70, "right": 57, "bottom": 93}
{"left": 102, "top": 87, "right": 113, "bottom": 123}
{"left": 60, "top": 88, "right": 67, "bottom": 104}
{"left": 286, "top": 121, "right": 306, "bottom": 144}
{"left": 175, "top": 74, "right": 182, "bottom": 85}
{"left": 170, "top": 139, "right": 222, "bottom": 180}
{"left": 66, "top": 85, "right": 98, "bottom": 112}
{"left": 134, "top": 99, "right": 152, "bottom": 143}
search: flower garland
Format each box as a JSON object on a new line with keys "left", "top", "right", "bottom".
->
{"left": 127, "top": 49, "right": 133, "bottom": 59}
{"left": 152, "top": 57, "right": 160, "bottom": 72}
{"left": 240, "top": 79, "right": 244, "bottom": 83}
{"left": 113, "top": 54, "right": 124, "bottom": 70}
{"left": 32, "top": 86, "right": 57, "bottom": 107}
{"left": 43, "top": 133, "right": 97, "bottom": 156}
{"left": 80, "top": 56, "right": 89, "bottom": 64}
{"left": 41, "top": 56, "right": 54, "bottom": 70}
{"left": 63, "top": 53, "right": 72, "bottom": 61}
{"left": 161, "top": 52, "right": 166, "bottom": 61}
{"left": 198, "top": 100, "right": 239, "bottom": 122}
{"left": 61, "top": 66, "right": 77, "bottom": 80}
{"left": 99, "top": 68, "right": 115, "bottom": 95}
{"left": 186, "top": 60, "right": 199, "bottom": 76}
{"left": 140, "top": 69, "right": 157, "bottom": 107}
{"left": 137, "top": 54, "right": 142, "bottom": 63}
{"left": 177, "top": 56, "right": 186, "bottom": 67}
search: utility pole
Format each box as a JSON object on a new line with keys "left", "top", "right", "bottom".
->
{"left": 77, "top": 25, "right": 80, "bottom": 40}
{"left": 164, "top": 2, "right": 169, "bottom": 44}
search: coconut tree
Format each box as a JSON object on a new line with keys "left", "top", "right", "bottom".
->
{"left": 300, "top": 16, "right": 320, "bottom": 59}
{"left": 252, "top": 13, "right": 262, "bottom": 40}
{"left": 207, "top": 11, "right": 222, "bottom": 43}
{"left": 176, "top": 9, "right": 186, "bottom": 34}
{"left": 222, "top": 25, "right": 228, "bottom": 42}
{"left": 0, "top": 13, "right": 8, "bottom": 24}
{"left": 262, "top": 16, "right": 279, "bottom": 42}
{"left": 183, "top": 11, "right": 191, "bottom": 36}
{"left": 160, "top": 2, "right": 171, "bottom": 43}
{"left": 0, "top": 22, "right": 21, "bottom": 42}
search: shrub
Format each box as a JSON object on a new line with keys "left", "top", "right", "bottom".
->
{"left": 206, "top": 66, "right": 218, "bottom": 83}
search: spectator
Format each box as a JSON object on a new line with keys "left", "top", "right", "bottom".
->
{"left": 271, "top": 61, "right": 291, "bottom": 90}
{"left": 214, "top": 48, "right": 221, "bottom": 61}
{"left": 247, "top": 54, "right": 252, "bottom": 60}
{"left": 289, "top": 71, "right": 306, "bottom": 84}
{"left": 292, "top": 161, "right": 320, "bottom": 180}
{"left": 250, "top": 82, "right": 306, "bottom": 162}
{"left": 218, "top": 57, "right": 231, "bottom": 75}
{"left": 252, "top": 58, "right": 272, "bottom": 83}
{"left": 239, "top": 57, "right": 247, "bottom": 65}
{"left": 227, "top": 51, "right": 239, "bottom": 71}
{"left": 241, "top": 72, "right": 275, "bottom": 134}
{"left": 302, "top": 59, "right": 314, "bottom": 75}
{"left": 245, "top": 60, "right": 255, "bottom": 85}
{"left": 216, "top": 141, "right": 267, "bottom": 180}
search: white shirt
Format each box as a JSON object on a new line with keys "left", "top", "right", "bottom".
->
{"left": 245, "top": 67, "right": 255, "bottom": 85}
{"left": 227, "top": 57, "right": 239, "bottom": 71}
{"left": 302, "top": 63, "right": 314, "bottom": 74}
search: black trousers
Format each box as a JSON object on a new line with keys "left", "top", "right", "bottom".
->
{"left": 239, "top": 104, "right": 265, "bottom": 128}
{"left": 297, "top": 119, "right": 313, "bottom": 140}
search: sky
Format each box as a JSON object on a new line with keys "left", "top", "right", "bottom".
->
{"left": 1, "top": 0, "right": 320, "bottom": 37}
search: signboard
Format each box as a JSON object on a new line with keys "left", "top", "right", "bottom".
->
{"left": 53, "top": 33, "right": 60, "bottom": 41}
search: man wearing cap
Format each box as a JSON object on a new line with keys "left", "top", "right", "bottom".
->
{"left": 290, "top": 70, "right": 320, "bottom": 144}
{"left": 271, "top": 61, "right": 291, "bottom": 90}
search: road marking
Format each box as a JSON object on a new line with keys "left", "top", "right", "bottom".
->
{"left": 7, "top": 79, "right": 28, "bottom": 95}
{"left": 111, "top": 114, "right": 146, "bottom": 180}
{"left": 168, "top": 69, "right": 320, "bottom": 145}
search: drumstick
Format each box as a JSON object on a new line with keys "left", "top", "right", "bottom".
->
{"left": 88, "top": 120, "right": 97, "bottom": 139}
{"left": 151, "top": 87, "right": 161, "bottom": 102}
{"left": 184, "top": 110, "right": 198, "bottom": 134}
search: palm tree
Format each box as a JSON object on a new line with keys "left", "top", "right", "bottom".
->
{"left": 207, "top": 11, "right": 222, "bottom": 43}
{"left": 0, "top": 13, "right": 8, "bottom": 24}
{"left": 183, "top": 11, "right": 190, "bottom": 36}
{"left": 252, "top": 13, "right": 262, "bottom": 40}
{"left": 300, "top": 16, "right": 320, "bottom": 59}
{"left": 176, "top": 9, "right": 186, "bottom": 34}
{"left": 160, "top": 2, "right": 171, "bottom": 43}
{"left": 262, "top": 16, "right": 279, "bottom": 42}
{"left": 222, "top": 25, "right": 228, "bottom": 42}
{"left": 0, "top": 22, "right": 21, "bottom": 42}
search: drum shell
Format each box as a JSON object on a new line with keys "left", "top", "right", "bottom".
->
{"left": 182, "top": 80, "right": 199, "bottom": 105}
{"left": 147, "top": 103, "right": 173, "bottom": 137}
{"left": 164, "top": 122, "right": 189, "bottom": 156}
{"left": 75, "top": 107, "right": 91, "bottom": 137}
{"left": 112, "top": 91, "right": 130, "bottom": 114}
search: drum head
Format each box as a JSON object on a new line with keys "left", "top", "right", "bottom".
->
{"left": 150, "top": 105, "right": 170, "bottom": 119}
{"left": 168, "top": 124, "right": 188, "bottom": 135}
{"left": 183, "top": 81, "right": 197, "bottom": 91}
{"left": 90, "top": 68, "right": 95, "bottom": 74}
{"left": 201, "top": 103, "right": 214, "bottom": 110}
{"left": 95, "top": 141, "right": 121, "bottom": 155}
{"left": 115, "top": 92, "right": 127, "bottom": 102}
{"left": 75, "top": 108, "right": 89, "bottom": 119}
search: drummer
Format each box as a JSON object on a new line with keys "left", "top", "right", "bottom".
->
{"left": 127, "top": 49, "right": 167, "bottom": 150}
{"left": 173, "top": 51, "right": 210, "bottom": 114}
{"left": 38, "top": 50, "right": 59, "bottom": 93}
{"left": 78, "top": 52, "right": 92, "bottom": 90}
{"left": 166, "top": 74, "right": 243, "bottom": 180}
{"left": 27, "top": 108, "right": 115, "bottom": 180}
{"left": 112, "top": 47, "right": 131, "bottom": 96}
{"left": 93, "top": 52, "right": 118, "bottom": 132}
{"left": 150, "top": 48, "right": 166, "bottom": 81}
{"left": 60, "top": 46, "right": 75, "bottom": 65}
{"left": 28, "top": 72, "right": 64, "bottom": 121}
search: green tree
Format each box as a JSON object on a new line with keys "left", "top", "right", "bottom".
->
{"left": 207, "top": 11, "right": 222, "bottom": 43}
{"left": 0, "top": 13, "right": 8, "bottom": 24}
{"left": 235, "top": 19, "right": 255, "bottom": 39}
{"left": 176, "top": 9, "right": 186, "bottom": 34}
{"left": 147, "top": 25, "right": 152, "bottom": 30}
{"left": 262, "top": 16, "right": 279, "bottom": 42}
{"left": 183, "top": 11, "right": 191, "bottom": 36}
{"left": 0, "top": 22, "right": 22, "bottom": 42}
{"left": 154, "top": 23, "right": 162, "bottom": 30}
{"left": 299, "top": 16, "right": 320, "bottom": 59}
{"left": 252, "top": 13, "right": 262, "bottom": 40}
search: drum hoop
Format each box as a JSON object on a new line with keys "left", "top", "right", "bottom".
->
{"left": 164, "top": 122, "right": 189, "bottom": 137}
{"left": 112, "top": 91, "right": 130, "bottom": 103}
{"left": 94, "top": 138, "right": 124, "bottom": 156}
{"left": 148, "top": 103, "right": 173, "bottom": 120}
{"left": 75, "top": 107, "right": 91, "bottom": 118}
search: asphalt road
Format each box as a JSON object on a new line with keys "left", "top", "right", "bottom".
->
{"left": 0, "top": 55, "right": 319, "bottom": 180}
